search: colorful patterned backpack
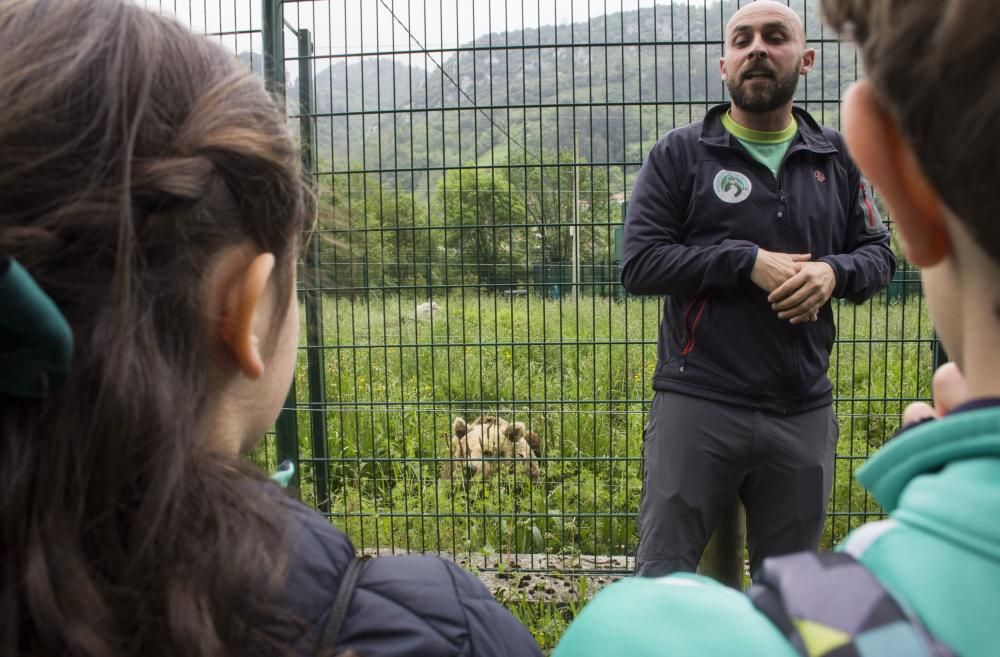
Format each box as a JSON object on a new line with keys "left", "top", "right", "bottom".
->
{"left": 748, "top": 528, "right": 956, "bottom": 657}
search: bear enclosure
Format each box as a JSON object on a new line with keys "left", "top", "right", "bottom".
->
{"left": 142, "top": 0, "right": 939, "bottom": 576}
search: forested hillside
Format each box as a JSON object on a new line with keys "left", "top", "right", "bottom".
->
{"left": 267, "top": 1, "right": 860, "bottom": 294}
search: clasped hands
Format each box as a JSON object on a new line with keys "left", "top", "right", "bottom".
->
{"left": 750, "top": 248, "right": 836, "bottom": 324}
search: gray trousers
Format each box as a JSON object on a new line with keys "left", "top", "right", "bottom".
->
{"left": 635, "top": 391, "right": 838, "bottom": 578}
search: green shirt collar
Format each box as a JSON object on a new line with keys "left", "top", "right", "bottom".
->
{"left": 721, "top": 110, "right": 798, "bottom": 144}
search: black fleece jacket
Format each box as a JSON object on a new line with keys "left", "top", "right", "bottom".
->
{"left": 622, "top": 104, "right": 895, "bottom": 413}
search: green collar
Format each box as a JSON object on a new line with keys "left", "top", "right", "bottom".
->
{"left": 721, "top": 110, "right": 798, "bottom": 144}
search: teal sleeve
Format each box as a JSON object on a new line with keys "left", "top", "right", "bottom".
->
{"left": 553, "top": 574, "right": 799, "bottom": 657}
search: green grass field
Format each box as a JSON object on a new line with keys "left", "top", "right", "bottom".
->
{"left": 266, "top": 290, "right": 934, "bottom": 553}
{"left": 255, "top": 290, "right": 935, "bottom": 650}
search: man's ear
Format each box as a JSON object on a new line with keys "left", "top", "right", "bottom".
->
{"left": 842, "top": 80, "right": 950, "bottom": 266}
{"left": 799, "top": 48, "right": 815, "bottom": 75}
{"left": 218, "top": 252, "right": 276, "bottom": 380}
{"left": 719, "top": 56, "right": 728, "bottom": 82}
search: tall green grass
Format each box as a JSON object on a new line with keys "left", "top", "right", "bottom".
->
{"left": 269, "top": 291, "right": 934, "bottom": 557}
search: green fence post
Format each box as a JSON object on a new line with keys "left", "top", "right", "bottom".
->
{"left": 298, "top": 28, "right": 331, "bottom": 515}
{"left": 262, "top": 0, "right": 285, "bottom": 97}
{"left": 614, "top": 202, "right": 627, "bottom": 299}
{"left": 261, "top": 0, "right": 299, "bottom": 493}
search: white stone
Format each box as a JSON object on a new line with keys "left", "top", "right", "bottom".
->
{"left": 416, "top": 301, "right": 441, "bottom": 321}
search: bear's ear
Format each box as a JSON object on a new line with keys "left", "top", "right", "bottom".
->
{"left": 505, "top": 421, "right": 526, "bottom": 438}
{"left": 452, "top": 417, "right": 467, "bottom": 438}
{"left": 526, "top": 431, "right": 542, "bottom": 456}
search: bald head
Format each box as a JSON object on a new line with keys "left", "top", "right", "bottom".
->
{"left": 725, "top": 1, "right": 806, "bottom": 49}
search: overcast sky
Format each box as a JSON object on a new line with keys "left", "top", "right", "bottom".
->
{"left": 137, "top": 0, "right": 785, "bottom": 64}
{"left": 282, "top": 0, "right": 671, "bottom": 53}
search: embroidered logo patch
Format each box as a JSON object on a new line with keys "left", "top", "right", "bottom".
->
{"left": 713, "top": 170, "right": 752, "bottom": 203}
{"left": 815, "top": 170, "right": 827, "bottom": 182}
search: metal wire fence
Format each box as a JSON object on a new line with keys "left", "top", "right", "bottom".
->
{"left": 144, "top": 0, "right": 939, "bottom": 575}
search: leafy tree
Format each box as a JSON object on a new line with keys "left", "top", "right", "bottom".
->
{"left": 507, "top": 150, "right": 615, "bottom": 289}
{"left": 433, "top": 167, "right": 527, "bottom": 287}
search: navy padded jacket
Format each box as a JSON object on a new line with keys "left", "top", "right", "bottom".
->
{"left": 259, "top": 494, "right": 543, "bottom": 657}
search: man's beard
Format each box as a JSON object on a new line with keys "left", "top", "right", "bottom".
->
{"left": 727, "top": 66, "right": 800, "bottom": 113}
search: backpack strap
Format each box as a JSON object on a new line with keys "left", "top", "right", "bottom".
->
{"left": 748, "top": 550, "right": 956, "bottom": 657}
{"left": 316, "top": 557, "right": 366, "bottom": 655}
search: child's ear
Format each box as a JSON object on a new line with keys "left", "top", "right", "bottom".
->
{"left": 218, "top": 252, "right": 276, "bottom": 380}
{"left": 842, "top": 80, "right": 950, "bottom": 267}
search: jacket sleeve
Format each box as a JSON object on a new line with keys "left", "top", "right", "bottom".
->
{"left": 443, "top": 558, "right": 545, "bottom": 657}
{"left": 265, "top": 502, "right": 541, "bottom": 657}
{"left": 818, "top": 168, "right": 896, "bottom": 304}
{"left": 620, "top": 137, "right": 758, "bottom": 297}
{"left": 338, "top": 555, "right": 543, "bottom": 657}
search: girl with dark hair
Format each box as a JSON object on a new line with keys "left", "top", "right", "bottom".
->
{"left": 0, "top": 1, "right": 541, "bottom": 656}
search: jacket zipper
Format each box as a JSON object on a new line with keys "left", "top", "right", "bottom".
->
{"left": 697, "top": 124, "right": 838, "bottom": 397}
{"left": 679, "top": 297, "right": 709, "bottom": 373}
{"left": 775, "top": 166, "right": 797, "bottom": 396}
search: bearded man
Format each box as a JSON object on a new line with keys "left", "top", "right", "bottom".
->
{"left": 621, "top": 0, "right": 895, "bottom": 578}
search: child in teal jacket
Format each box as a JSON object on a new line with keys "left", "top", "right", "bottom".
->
{"left": 555, "top": 0, "right": 1000, "bottom": 654}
